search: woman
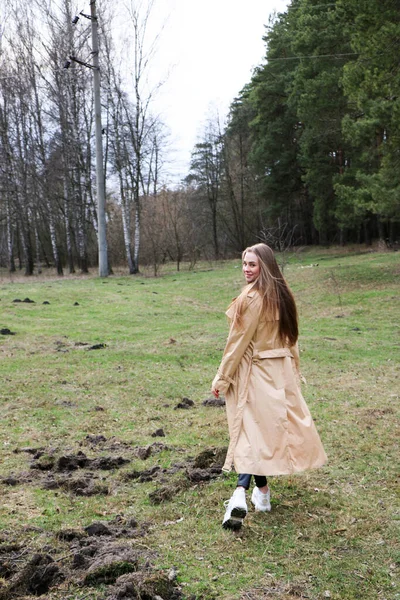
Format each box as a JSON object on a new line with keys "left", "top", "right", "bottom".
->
{"left": 211, "top": 243, "right": 327, "bottom": 530}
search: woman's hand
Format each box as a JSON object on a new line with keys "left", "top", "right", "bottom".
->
{"left": 212, "top": 388, "right": 220, "bottom": 399}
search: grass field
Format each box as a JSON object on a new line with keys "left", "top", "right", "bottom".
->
{"left": 0, "top": 247, "right": 399, "bottom": 600}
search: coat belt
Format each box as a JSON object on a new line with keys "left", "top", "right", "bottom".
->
{"left": 252, "top": 348, "right": 293, "bottom": 361}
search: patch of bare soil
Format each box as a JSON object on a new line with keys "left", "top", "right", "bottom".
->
{"left": 3, "top": 440, "right": 135, "bottom": 495}
{"left": 192, "top": 448, "right": 226, "bottom": 469}
{"left": 0, "top": 552, "right": 64, "bottom": 599}
{"left": 1, "top": 444, "right": 132, "bottom": 497}
{"left": 2, "top": 438, "right": 227, "bottom": 504}
{"left": 146, "top": 446, "right": 227, "bottom": 505}
{"left": 0, "top": 438, "right": 227, "bottom": 598}
{"left": 134, "top": 442, "right": 170, "bottom": 460}
{"left": 362, "top": 407, "right": 395, "bottom": 418}
{"left": 119, "top": 446, "right": 227, "bottom": 505}
{"left": 107, "top": 571, "right": 182, "bottom": 600}
{"left": 240, "top": 580, "right": 311, "bottom": 599}
{"left": 0, "top": 515, "right": 184, "bottom": 599}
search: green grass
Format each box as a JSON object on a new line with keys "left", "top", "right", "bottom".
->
{"left": 0, "top": 247, "right": 399, "bottom": 600}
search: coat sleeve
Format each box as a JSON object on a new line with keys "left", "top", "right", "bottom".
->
{"left": 211, "top": 295, "right": 261, "bottom": 395}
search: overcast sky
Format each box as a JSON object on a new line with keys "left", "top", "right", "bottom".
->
{"left": 118, "top": 0, "right": 290, "bottom": 183}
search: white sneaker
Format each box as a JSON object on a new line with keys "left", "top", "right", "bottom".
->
{"left": 251, "top": 486, "right": 271, "bottom": 512}
{"left": 222, "top": 487, "right": 248, "bottom": 530}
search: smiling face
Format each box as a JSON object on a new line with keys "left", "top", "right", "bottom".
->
{"left": 242, "top": 251, "right": 260, "bottom": 283}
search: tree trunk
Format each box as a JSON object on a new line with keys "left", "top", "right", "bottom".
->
{"left": 132, "top": 199, "right": 140, "bottom": 274}
{"left": 388, "top": 219, "right": 395, "bottom": 245}
{"left": 63, "top": 177, "right": 75, "bottom": 274}
{"left": 48, "top": 205, "right": 63, "bottom": 275}
{"left": 122, "top": 202, "right": 135, "bottom": 274}
{"left": 211, "top": 205, "right": 220, "bottom": 260}
{"left": 33, "top": 217, "right": 42, "bottom": 274}
{"left": 18, "top": 221, "right": 34, "bottom": 276}
{"left": 5, "top": 198, "right": 16, "bottom": 272}
{"left": 377, "top": 218, "right": 384, "bottom": 242}
{"left": 364, "top": 219, "right": 372, "bottom": 246}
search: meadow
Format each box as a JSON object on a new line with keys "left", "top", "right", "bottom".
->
{"left": 0, "top": 247, "right": 399, "bottom": 600}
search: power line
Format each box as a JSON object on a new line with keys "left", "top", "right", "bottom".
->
{"left": 0, "top": 65, "right": 90, "bottom": 81}
{"left": 266, "top": 52, "right": 359, "bottom": 62}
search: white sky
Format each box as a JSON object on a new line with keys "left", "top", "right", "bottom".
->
{"left": 117, "top": 0, "right": 290, "bottom": 184}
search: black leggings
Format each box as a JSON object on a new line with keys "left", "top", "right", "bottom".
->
{"left": 237, "top": 473, "right": 267, "bottom": 490}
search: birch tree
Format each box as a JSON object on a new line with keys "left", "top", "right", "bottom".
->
{"left": 124, "top": 0, "right": 165, "bottom": 273}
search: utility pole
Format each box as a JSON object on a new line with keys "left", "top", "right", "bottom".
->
{"left": 90, "top": 0, "right": 108, "bottom": 277}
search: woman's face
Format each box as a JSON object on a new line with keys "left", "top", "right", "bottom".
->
{"left": 243, "top": 251, "right": 260, "bottom": 283}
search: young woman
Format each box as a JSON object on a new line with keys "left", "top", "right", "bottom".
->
{"left": 212, "top": 243, "right": 327, "bottom": 530}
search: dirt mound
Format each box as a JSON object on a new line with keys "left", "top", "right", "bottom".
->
{"left": 151, "top": 428, "right": 166, "bottom": 437}
{"left": 0, "top": 516, "right": 183, "bottom": 599}
{"left": 83, "top": 543, "right": 139, "bottom": 585}
{"left": 83, "top": 434, "right": 108, "bottom": 445}
{"left": 1, "top": 471, "right": 34, "bottom": 486}
{"left": 174, "top": 397, "right": 195, "bottom": 409}
{"left": 134, "top": 442, "right": 169, "bottom": 460}
{"left": 56, "top": 451, "right": 90, "bottom": 470}
{"left": 148, "top": 478, "right": 191, "bottom": 505}
{"left": 186, "top": 468, "right": 214, "bottom": 483}
{"left": 124, "top": 466, "right": 161, "bottom": 482}
{"left": 146, "top": 446, "right": 227, "bottom": 505}
{"left": 0, "top": 553, "right": 64, "bottom": 599}
{"left": 193, "top": 447, "right": 227, "bottom": 469}
{"left": 120, "top": 445, "right": 227, "bottom": 505}
{"left": 107, "top": 571, "right": 183, "bottom": 600}
{"left": 202, "top": 397, "right": 225, "bottom": 407}
{"left": 84, "top": 522, "right": 113, "bottom": 537}
{"left": 0, "top": 442, "right": 230, "bottom": 597}
{"left": 41, "top": 472, "right": 109, "bottom": 496}
{"left": 2, "top": 442, "right": 226, "bottom": 505}
{"left": 2, "top": 443, "right": 131, "bottom": 498}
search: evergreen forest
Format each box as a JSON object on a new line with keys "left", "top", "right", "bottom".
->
{"left": 0, "top": 0, "right": 399, "bottom": 275}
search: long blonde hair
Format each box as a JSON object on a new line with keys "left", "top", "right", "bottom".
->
{"left": 232, "top": 243, "right": 298, "bottom": 347}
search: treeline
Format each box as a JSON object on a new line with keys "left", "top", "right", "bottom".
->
{"left": 0, "top": 0, "right": 399, "bottom": 276}
{"left": 188, "top": 0, "right": 400, "bottom": 254}
{"left": 0, "top": 0, "right": 167, "bottom": 275}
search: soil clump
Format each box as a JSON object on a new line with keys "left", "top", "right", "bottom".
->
{"left": 202, "top": 397, "right": 225, "bottom": 407}
{"left": 0, "top": 515, "right": 183, "bottom": 599}
{"left": 174, "top": 398, "right": 195, "bottom": 410}
{"left": 0, "top": 436, "right": 227, "bottom": 597}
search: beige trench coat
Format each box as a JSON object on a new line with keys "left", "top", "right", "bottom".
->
{"left": 212, "top": 289, "right": 327, "bottom": 476}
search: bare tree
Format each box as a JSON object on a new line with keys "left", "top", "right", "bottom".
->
{"left": 259, "top": 219, "right": 299, "bottom": 271}
{"left": 124, "top": 0, "right": 165, "bottom": 273}
{"left": 103, "top": 0, "right": 167, "bottom": 274}
{"left": 40, "top": 0, "right": 95, "bottom": 273}
{"left": 0, "top": 0, "right": 168, "bottom": 274}
{"left": 186, "top": 116, "right": 224, "bottom": 259}
{"left": 0, "top": 56, "right": 17, "bottom": 271}
{"left": 219, "top": 100, "right": 261, "bottom": 251}
{"left": 140, "top": 187, "right": 199, "bottom": 275}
